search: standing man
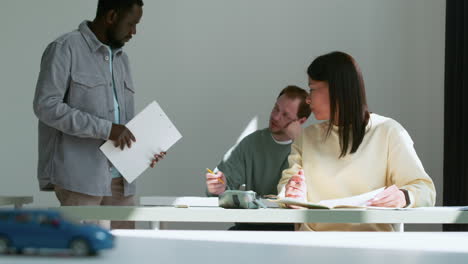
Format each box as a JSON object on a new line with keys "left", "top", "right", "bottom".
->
{"left": 33, "top": 0, "right": 163, "bottom": 229}
{"left": 205, "top": 85, "right": 311, "bottom": 230}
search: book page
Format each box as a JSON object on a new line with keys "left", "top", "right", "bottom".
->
{"left": 270, "top": 187, "right": 387, "bottom": 209}
{"left": 268, "top": 197, "right": 330, "bottom": 209}
{"left": 318, "top": 187, "right": 385, "bottom": 208}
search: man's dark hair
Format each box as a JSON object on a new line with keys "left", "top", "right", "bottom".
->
{"left": 307, "top": 51, "right": 369, "bottom": 158}
{"left": 96, "top": 0, "right": 144, "bottom": 18}
{"left": 277, "top": 85, "right": 312, "bottom": 120}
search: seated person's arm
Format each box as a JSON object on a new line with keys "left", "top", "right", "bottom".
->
{"left": 369, "top": 122, "right": 436, "bottom": 208}
{"left": 278, "top": 134, "right": 307, "bottom": 207}
{"left": 205, "top": 141, "right": 246, "bottom": 196}
{"left": 206, "top": 170, "right": 226, "bottom": 196}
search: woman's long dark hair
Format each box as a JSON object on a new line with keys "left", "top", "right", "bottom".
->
{"left": 307, "top": 51, "right": 369, "bottom": 158}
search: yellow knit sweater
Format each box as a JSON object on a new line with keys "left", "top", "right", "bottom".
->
{"left": 278, "top": 113, "right": 436, "bottom": 231}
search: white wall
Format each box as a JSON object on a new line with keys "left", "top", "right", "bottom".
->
{"left": 0, "top": 0, "right": 445, "bottom": 231}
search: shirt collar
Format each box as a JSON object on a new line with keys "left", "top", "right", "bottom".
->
{"left": 78, "top": 20, "right": 123, "bottom": 56}
{"left": 270, "top": 133, "right": 293, "bottom": 145}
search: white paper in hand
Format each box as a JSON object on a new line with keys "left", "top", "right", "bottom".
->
{"left": 100, "top": 101, "right": 182, "bottom": 183}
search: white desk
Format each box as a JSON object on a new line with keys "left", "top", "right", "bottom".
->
{"left": 137, "top": 197, "right": 468, "bottom": 230}
{"left": 53, "top": 206, "right": 468, "bottom": 231}
{"left": 0, "top": 196, "right": 33, "bottom": 209}
{"left": 1, "top": 230, "right": 468, "bottom": 264}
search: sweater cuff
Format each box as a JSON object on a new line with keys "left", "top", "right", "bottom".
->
{"left": 277, "top": 185, "right": 287, "bottom": 199}
{"left": 400, "top": 189, "right": 411, "bottom": 208}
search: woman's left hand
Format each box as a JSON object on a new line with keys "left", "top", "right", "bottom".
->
{"left": 366, "top": 185, "right": 406, "bottom": 208}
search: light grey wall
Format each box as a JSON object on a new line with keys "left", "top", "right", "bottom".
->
{"left": 0, "top": 0, "right": 445, "bottom": 230}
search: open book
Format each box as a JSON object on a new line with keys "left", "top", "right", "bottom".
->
{"left": 271, "top": 187, "right": 393, "bottom": 209}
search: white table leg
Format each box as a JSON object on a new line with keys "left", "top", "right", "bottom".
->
{"left": 150, "top": 221, "right": 161, "bottom": 230}
{"left": 393, "top": 223, "right": 404, "bottom": 232}
{"left": 150, "top": 221, "right": 169, "bottom": 230}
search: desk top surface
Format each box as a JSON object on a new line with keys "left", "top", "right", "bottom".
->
{"left": 53, "top": 206, "right": 468, "bottom": 224}
{"left": 1, "top": 230, "right": 468, "bottom": 264}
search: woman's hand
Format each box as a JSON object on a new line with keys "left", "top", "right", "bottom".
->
{"left": 367, "top": 185, "right": 407, "bottom": 208}
{"left": 285, "top": 169, "right": 307, "bottom": 208}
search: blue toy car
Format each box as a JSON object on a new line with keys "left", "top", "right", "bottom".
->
{"left": 0, "top": 209, "right": 114, "bottom": 256}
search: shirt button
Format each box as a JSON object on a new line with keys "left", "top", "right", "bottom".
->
{"left": 105, "top": 56, "right": 109, "bottom": 61}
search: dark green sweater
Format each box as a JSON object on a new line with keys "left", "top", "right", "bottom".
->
{"left": 215, "top": 128, "right": 292, "bottom": 196}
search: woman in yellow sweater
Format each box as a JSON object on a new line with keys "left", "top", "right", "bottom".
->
{"left": 278, "top": 51, "right": 436, "bottom": 231}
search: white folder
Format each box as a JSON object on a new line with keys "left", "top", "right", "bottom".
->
{"left": 100, "top": 101, "right": 182, "bottom": 183}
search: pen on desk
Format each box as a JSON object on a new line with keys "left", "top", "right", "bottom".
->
{"left": 206, "top": 168, "right": 225, "bottom": 184}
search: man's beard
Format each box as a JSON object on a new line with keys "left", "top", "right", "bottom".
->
{"left": 269, "top": 123, "right": 285, "bottom": 136}
{"left": 271, "top": 129, "right": 285, "bottom": 136}
{"left": 106, "top": 29, "right": 125, "bottom": 49}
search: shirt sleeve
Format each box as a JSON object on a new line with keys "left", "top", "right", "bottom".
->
{"left": 277, "top": 132, "right": 304, "bottom": 198}
{"left": 216, "top": 139, "right": 248, "bottom": 192}
{"left": 33, "top": 42, "right": 112, "bottom": 140}
{"left": 386, "top": 121, "right": 436, "bottom": 207}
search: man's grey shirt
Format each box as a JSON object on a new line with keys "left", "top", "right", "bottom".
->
{"left": 33, "top": 21, "right": 136, "bottom": 196}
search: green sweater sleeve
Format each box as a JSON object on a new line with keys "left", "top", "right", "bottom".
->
{"left": 206, "top": 129, "right": 291, "bottom": 197}
{"left": 205, "top": 139, "right": 247, "bottom": 197}
{"left": 216, "top": 139, "right": 247, "bottom": 191}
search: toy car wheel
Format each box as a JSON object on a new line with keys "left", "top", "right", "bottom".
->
{"left": 69, "top": 238, "right": 91, "bottom": 256}
{"left": 0, "top": 237, "right": 10, "bottom": 254}
{"left": 13, "top": 247, "right": 23, "bottom": 255}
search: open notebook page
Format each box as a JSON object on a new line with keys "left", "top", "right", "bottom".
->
{"left": 318, "top": 187, "right": 385, "bottom": 208}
